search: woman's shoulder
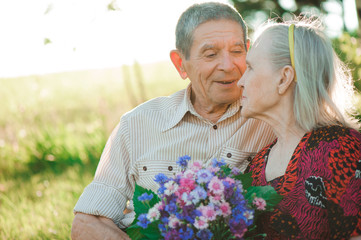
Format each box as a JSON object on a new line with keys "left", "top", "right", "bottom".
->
{"left": 306, "top": 125, "right": 361, "bottom": 151}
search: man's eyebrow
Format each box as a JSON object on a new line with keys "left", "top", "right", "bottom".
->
{"left": 200, "top": 44, "right": 215, "bottom": 52}
{"left": 233, "top": 42, "right": 244, "bottom": 47}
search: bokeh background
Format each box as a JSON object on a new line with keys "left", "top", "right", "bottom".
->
{"left": 1, "top": 0, "right": 360, "bottom": 239}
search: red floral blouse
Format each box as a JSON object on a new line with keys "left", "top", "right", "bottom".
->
{"left": 246, "top": 125, "right": 361, "bottom": 239}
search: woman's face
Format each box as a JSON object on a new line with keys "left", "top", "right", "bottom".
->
{"left": 237, "top": 35, "right": 281, "bottom": 119}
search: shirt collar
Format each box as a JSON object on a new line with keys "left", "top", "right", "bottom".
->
{"left": 161, "top": 84, "right": 241, "bottom": 132}
{"left": 161, "top": 85, "right": 193, "bottom": 132}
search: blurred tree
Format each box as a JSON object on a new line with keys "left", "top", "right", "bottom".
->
{"left": 230, "top": 0, "right": 352, "bottom": 33}
{"left": 333, "top": 32, "right": 361, "bottom": 91}
{"left": 357, "top": 0, "right": 361, "bottom": 34}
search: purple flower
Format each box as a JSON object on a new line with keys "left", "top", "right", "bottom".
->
{"left": 231, "top": 167, "right": 241, "bottom": 175}
{"left": 222, "top": 181, "right": 234, "bottom": 200}
{"left": 136, "top": 214, "right": 150, "bottom": 229}
{"left": 229, "top": 218, "right": 248, "bottom": 238}
{"left": 196, "top": 169, "right": 213, "bottom": 184}
{"left": 181, "top": 205, "right": 201, "bottom": 224}
{"left": 196, "top": 229, "right": 213, "bottom": 240}
{"left": 177, "top": 155, "right": 191, "bottom": 169}
{"left": 164, "top": 229, "right": 182, "bottom": 240}
{"left": 138, "top": 192, "right": 153, "bottom": 202}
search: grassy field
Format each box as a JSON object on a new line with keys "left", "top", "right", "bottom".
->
{"left": 1, "top": 61, "right": 360, "bottom": 240}
{"left": 0, "top": 61, "right": 188, "bottom": 239}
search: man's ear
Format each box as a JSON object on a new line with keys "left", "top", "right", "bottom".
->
{"left": 278, "top": 65, "right": 295, "bottom": 95}
{"left": 246, "top": 39, "right": 251, "bottom": 51}
{"left": 170, "top": 50, "right": 188, "bottom": 80}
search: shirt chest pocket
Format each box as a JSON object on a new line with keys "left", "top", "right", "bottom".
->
{"left": 220, "top": 147, "right": 256, "bottom": 173}
{"left": 136, "top": 159, "right": 180, "bottom": 193}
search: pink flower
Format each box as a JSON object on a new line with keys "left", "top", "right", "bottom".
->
{"left": 234, "top": 228, "right": 247, "bottom": 238}
{"left": 253, "top": 197, "right": 267, "bottom": 210}
{"left": 219, "top": 202, "right": 231, "bottom": 217}
{"left": 183, "top": 169, "right": 195, "bottom": 179}
{"left": 207, "top": 166, "right": 220, "bottom": 173}
{"left": 199, "top": 205, "right": 217, "bottom": 221}
{"left": 189, "top": 161, "right": 203, "bottom": 171}
{"left": 224, "top": 177, "right": 235, "bottom": 185}
{"left": 194, "top": 216, "right": 209, "bottom": 230}
{"left": 208, "top": 177, "right": 224, "bottom": 195}
{"left": 179, "top": 177, "right": 196, "bottom": 192}
{"left": 209, "top": 194, "right": 223, "bottom": 204}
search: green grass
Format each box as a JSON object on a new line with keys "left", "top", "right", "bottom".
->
{"left": 0, "top": 61, "right": 188, "bottom": 239}
{"left": 1, "top": 60, "right": 360, "bottom": 240}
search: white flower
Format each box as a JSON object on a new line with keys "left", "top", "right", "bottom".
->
{"left": 168, "top": 215, "right": 180, "bottom": 228}
{"left": 181, "top": 192, "right": 193, "bottom": 206}
{"left": 164, "top": 181, "right": 179, "bottom": 196}
{"left": 147, "top": 206, "right": 160, "bottom": 221}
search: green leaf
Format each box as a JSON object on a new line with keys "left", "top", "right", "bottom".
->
{"left": 245, "top": 185, "right": 283, "bottom": 211}
{"left": 132, "top": 184, "right": 160, "bottom": 218}
{"left": 127, "top": 184, "right": 162, "bottom": 239}
{"left": 127, "top": 220, "right": 161, "bottom": 240}
{"left": 126, "top": 226, "right": 146, "bottom": 240}
{"left": 141, "top": 220, "right": 161, "bottom": 239}
{"left": 234, "top": 172, "right": 253, "bottom": 190}
{"left": 220, "top": 165, "right": 232, "bottom": 176}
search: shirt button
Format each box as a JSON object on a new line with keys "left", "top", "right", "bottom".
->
{"left": 143, "top": 166, "right": 147, "bottom": 171}
{"left": 247, "top": 156, "right": 252, "bottom": 162}
{"left": 168, "top": 166, "right": 173, "bottom": 171}
{"left": 227, "top": 153, "right": 232, "bottom": 158}
{"left": 213, "top": 125, "right": 218, "bottom": 130}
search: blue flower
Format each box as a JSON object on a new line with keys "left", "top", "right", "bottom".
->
{"left": 179, "top": 226, "right": 194, "bottom": 240}
{"left": 136, "top": 214, "right": 150, "bottom": 229}
{"left": 196, "top": 169, "right": 213, "bottom": 184}
{"left": 177, "top": 155, "right": 191, "bottom": 168}
{"left": 211, "top": 158, "right": 226, "bottom": 167}
{"left": 230, "top": 187, "right": 245, "bottom": 205}
{"left": 154, "top": 173, "right": 169, "bottom": 184}
{"left": 196, "top": 229, "right": 213, "bottom": 240}
{"left": 158, "top": 186, "right": 167, "bottom": 195}
{"left": 137, "top": 192, "right": 153, "bottom": 202}
{"left": 190, "top": 186, "right": 208, "bottom": 202}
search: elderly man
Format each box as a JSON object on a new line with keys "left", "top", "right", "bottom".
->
{"left": 71, "top": 2, "right": 274, "bottom": 240}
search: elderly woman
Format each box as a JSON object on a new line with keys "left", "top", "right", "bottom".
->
{"left": 238, "top": 18, "right": 361, "bottom": 239}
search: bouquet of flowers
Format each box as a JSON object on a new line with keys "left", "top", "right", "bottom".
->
{"left": 126, "top": 156, "right": 282, "bottom": 240}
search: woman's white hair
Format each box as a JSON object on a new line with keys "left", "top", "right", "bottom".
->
{"left": 253, "top": 16, "right": 360, "bottom": 131}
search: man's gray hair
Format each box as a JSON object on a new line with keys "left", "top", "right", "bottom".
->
{"left": 175, "top": 2, "right": 248, "bottom": 59}
{"left": 254, "top": 17, "right": 359, "bottom": 131}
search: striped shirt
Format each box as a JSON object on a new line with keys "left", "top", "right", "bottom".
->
{"left": 73, "top": 85, "right": 275, "bottom": 228}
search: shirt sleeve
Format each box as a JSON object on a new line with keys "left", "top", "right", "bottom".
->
{"left": 73, "top": 117, "right": 136, "bottom": 229}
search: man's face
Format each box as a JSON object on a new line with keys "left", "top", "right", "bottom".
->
{"left": 183, "top": 19, "right": 247, "bottom": 108}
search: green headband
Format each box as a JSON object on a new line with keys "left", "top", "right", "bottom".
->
{"left": 288, "top": 24, "right": 297, "bottom": 82}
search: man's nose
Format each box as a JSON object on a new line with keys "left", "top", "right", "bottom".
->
{"left": 219, "top": 53, "right": 235, "bottom": 72}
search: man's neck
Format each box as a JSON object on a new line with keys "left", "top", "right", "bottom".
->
{"left": 193, "top": 101, "right": 231, "bottom": 123}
